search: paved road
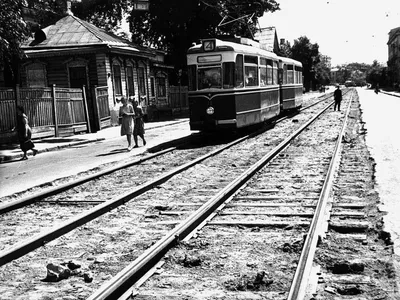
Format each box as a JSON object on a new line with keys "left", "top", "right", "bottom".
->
{"left": 0, "top": 120, "right": 194, "bottom": 198}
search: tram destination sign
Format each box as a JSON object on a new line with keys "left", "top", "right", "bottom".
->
{"left": 133, "top": 0, "right": 149, "bottom": 10}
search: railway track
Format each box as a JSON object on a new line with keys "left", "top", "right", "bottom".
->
{"left": 0, "top": 94, "right": 333, "bottom": 263}
{"left": 91, "top": 92, "right": 352, "bottom": 300}
{"left": 3, "top": 90, "right": 392, "bottom": 300}
{"left": 0, "top": 93, "right": 332, "bottom": 214}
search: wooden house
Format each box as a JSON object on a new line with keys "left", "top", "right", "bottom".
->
{"left": 20, "top": 10, "right": 173, "bottom": 132}
{"left": 254, "top": 27, "right": 281, "bottom": 54}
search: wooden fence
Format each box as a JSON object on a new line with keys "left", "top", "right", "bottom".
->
{"left": 0, "top": 85, "right": 89, "bottom": 140}
{"left": 169, "top": 85, "right": 188, "bottom": 114}
{"left": 94, "top": 86, "right": 110, "bottom": 130}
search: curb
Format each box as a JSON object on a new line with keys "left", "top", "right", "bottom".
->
{"left": 381, "top": 91, "right": 400, "bottom": 98}
{"left": 0, "top": 119, "right": 189, "bottom": 163}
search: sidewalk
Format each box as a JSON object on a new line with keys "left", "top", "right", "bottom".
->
{"left": 380, "top": 90, "right": 400, "bottom": 98}
{"left": 0, "top": 118, "right": 189, "bottom": 163}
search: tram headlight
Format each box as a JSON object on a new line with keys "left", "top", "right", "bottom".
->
{"left": 206, "top": 106, "right": 215, "bottom": 115}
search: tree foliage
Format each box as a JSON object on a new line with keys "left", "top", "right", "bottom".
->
{"left": 73, "top": 0, "right": 130, "bottom": 31}
{"left": 0, "top": 0, "right": 30, "bottom": 75}
{"left": 1, "top": 0, "right": 66, "bottom": 83}
{"left": 279, "top": 40, "right": 292, "bottom": 58}
{"left": 290, "top": 36, "right": 320, "bottom": 91}
{"left": 314, "top": 59, "right": 330, "bottom": 86}
{"left": 366, "top": 60, "right": 388, "bottom": 88}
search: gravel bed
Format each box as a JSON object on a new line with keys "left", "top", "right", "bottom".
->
{"left": 313, "top": 92, "right": 399, "bottom": 299}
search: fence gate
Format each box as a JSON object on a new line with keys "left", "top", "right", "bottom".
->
{"left": 94, "top": 86, "right": 110, "bottom": 130}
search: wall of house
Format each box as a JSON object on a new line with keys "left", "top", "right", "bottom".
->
{"left": 21, "top": 54, "right": 99, "bottom": 89}
{"left": 21, "top": 54, "right": 102, "bottom": 130}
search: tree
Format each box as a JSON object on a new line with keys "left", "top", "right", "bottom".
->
{"left": 290, "top": 36, "right": 320, "bottom": 91}
{"left": 366, "top": 60, "right": 389, "bottom": 88}
{"left": 279, "top": 40, "right": 292, "bottom": 58}
{"left": 0, "top": 0, "right": 67, "bottom": 86}
{"left": 0, "top": 0, "right": 30, "bottom": 83}
{"left": 314, "top": 57, "right": 330, "bottom": 86}
{"left": 73, "top": 0, "right": 130, "bottom": 31}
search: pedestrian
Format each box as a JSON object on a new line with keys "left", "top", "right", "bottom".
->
{"left": 333, "top": 84, "right": 342, "bottom": 111}
{"left": 374, "top": 83, "right": 380, "bottom": 94}
{"left": 132, "top": 99, "right": 146, "bottom": 148}
{"left": 119, "top": 97, "right": 135, "bottom": 151}
{"left": 15, "top": 105, "right": 38, "bottom": 160}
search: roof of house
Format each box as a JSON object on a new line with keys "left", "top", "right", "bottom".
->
{"left": 22, "top": 14, "right": 154, "bottom": 58}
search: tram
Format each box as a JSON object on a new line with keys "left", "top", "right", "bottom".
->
{"left": 187, "top": 37, "right": 303, "bottom": 131}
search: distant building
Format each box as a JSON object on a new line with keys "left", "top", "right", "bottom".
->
{"left": 254, "top": 27, "right": 281, "bottom": 54}
{"left": 387, "top": 26, "right": 400, "bottom": 88}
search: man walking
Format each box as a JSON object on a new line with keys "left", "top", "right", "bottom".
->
{"left": 334, "top": 84, "right": 342, "bottom": 111}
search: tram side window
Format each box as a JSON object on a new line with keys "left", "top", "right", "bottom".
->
{"left": 273, "top": 61, "right": 278, "bottom": 85}
{"left": 287, "top": 65, "right": 294, "bottom": 84}
{"left": 188, "top": 65, "right": 197, "bottom": 91}
{"left": 244, "top": 55, "right": 258, "bottom": 87}
{"left": 283, "top": 64, "right": 288, "bottom": 85}
{"left": 296, "top": 66, "right": 303, "bottom": 84}
{"left": 260, "top": 58, "right": 267, "bottom": 86}
{"left": 235, "top": 54, "right": 244, "bottom": 88}
{"left": 223, "top": 62, "right": 235, "bottom": 89}
{"left": 267, "top": 60, "right": 273, "bottom": 85}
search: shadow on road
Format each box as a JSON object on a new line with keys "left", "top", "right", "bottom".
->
{"left": 0, "top": 157, "right": 31, "bottom": 164}
{"left": 96, "top": 148, "right": 128, "bottom": 157}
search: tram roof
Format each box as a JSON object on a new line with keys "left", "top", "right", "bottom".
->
{"left": 279, "top": 56, "right": 303, "bottom": 67}
{"left": 188, "top": 38, "right": 279, "bottom": 59}
{"left": 188, "top": 38, "right": 302, "bottom": 66}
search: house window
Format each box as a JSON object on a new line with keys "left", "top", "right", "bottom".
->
{"left": 156, "top": 76, "right": 166, "bottom": 97}
{"left": 26, "top": 63, "right": 46, "bottom": 87}
{"left": 138, "top": 67, "right": 146, "bottom": 95}
{"left": 113, "top": 64, "right": 122, "bottom": 96}
{"left": 127, "top": 66, "right": 135, "bottom": 97}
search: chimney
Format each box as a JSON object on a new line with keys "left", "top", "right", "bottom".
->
{"left": 65, "top": 0, "right": 73, "bottom": 16}
{"left": 280, "top": 38, "right": 285, "bottom": 45}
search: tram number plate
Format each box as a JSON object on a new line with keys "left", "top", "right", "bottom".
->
{"left": 203, "top": 40, "right": 215, "bottom": 52}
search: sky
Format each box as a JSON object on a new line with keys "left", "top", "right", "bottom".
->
{"left": 258, "top": 0, "right": 400, "bottom": 66}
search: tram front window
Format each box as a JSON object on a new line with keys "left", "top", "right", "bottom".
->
{"left": 198, "top": 67, "right": 222, "bottom": 89}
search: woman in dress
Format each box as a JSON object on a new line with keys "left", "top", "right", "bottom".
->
{"left": 16, "top": 105, "right": 38, "bottom": 160}
{"left": 132, "top": 100, "right": 146, "bottom": 148}
{"left": 119, "top": 97, "right": 135, "bottom": 151}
